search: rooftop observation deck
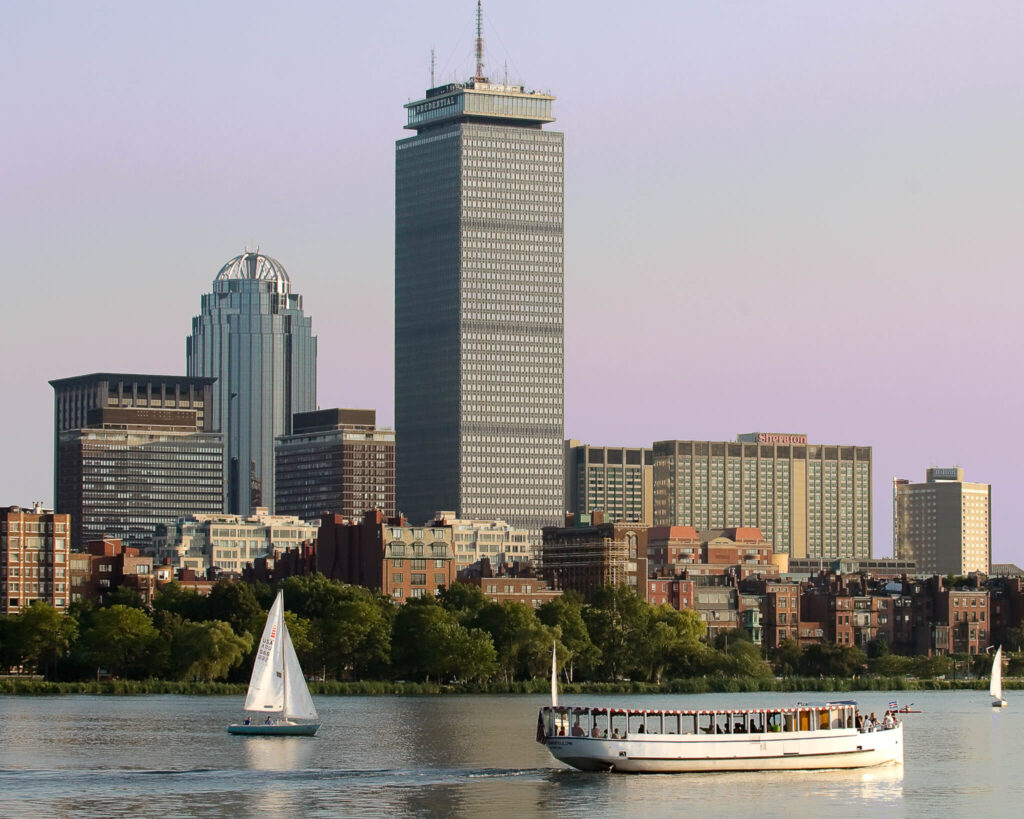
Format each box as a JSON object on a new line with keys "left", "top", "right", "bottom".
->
{"left": 404, "top": 78, "right": 556, "bottom": 131}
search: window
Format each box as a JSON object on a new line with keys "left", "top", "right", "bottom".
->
{"left": 411, "top": 573, "right": 427, "bottom": 585}
{"left": 392, "top": 573, "right": 404, "bottom": 584}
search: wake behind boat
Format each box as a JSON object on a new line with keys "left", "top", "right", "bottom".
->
{"left": 228, "top": 590, "right": 321, "bottom": 736}
{"left": 536, "top": 644, "right": 902, "bottom": 773}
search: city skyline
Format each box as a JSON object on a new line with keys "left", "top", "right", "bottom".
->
{"left": 2, "top": 2, "right": 1022, "bottom": 561}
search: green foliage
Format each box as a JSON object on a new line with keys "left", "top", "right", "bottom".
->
{"left": 79, "top": 605, "right": 161, "bottom": 678}
{"left": 170, "top": 620, "right": 252, "bottom": 682}
{"left": 392, "top": 598, "right": 497, "bottom": 682}
{"left": 537, "top": 592, "right": 600, "bottom": 680}
{"left": 207, "top": 580, "right": 265, "bottom": 637}
{"left": 152, "top": 582, "right": 209, "bottom": 622}
{"left": 800, "top": 642, "right": 868, "bottom": 677}
{"left": 2, "top": 603, "right": 78, "bottom": 678}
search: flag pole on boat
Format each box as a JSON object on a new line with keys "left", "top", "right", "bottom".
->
{"left": 551, "top": 640, "right": 558, "bottom": 707}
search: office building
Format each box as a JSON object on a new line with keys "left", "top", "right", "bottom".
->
{"left": 394, "top": 19, "right": 564, "bottom": 540}
{"left": 893, "top": 467, "right": 991, "bottom": 575}
{"left": 1, "top": 504, "right": 71, "bottom": 613}
{"left": 653, "top": 433, "right": 872, "bottom": 559}
{"left": 275, "top": 409, "right": 396, "bottom": 521}
{"left": 564, "top": 440, "right": 653, "bottom": 523}
{"left": 153, "top": 508, "right": 319, "bottom": 575}
{"left": 187, "top": 250, "right": 317, "bottom": 514}
{"left": 50, "top": 373, "right": 223, "bottom": 550}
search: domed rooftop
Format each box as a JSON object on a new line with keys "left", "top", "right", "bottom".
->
{"left": 215, "top": 250, "right": 290, "bottom": 286}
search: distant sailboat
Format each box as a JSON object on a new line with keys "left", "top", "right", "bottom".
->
{"left": 990, "top": 646, "right": 1007, "bottom": 709}
{"left": 227, "top": 591, "right": 321, "bottom": 735}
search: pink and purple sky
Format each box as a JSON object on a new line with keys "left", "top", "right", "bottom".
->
{"left": 2, "top": 2, "right": 1022, "bottom": 562}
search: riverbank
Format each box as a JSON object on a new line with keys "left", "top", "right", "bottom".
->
{"left": 1, "top": 675, "right": 1018, "bottom": 696}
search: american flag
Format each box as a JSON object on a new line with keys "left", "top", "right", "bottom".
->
{"left": 888, "top": 700, "right": 898, "bottom": 710}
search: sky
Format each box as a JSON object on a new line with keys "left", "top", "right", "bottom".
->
{"left": 2, "top": 1, "right": 1022, "bottom": 562}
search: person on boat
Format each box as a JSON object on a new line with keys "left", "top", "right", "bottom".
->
{"left": 637, "top": 723, "right": 645, "bottom": 734}
{"left": 883, "top": 712, "right": 895, "bottom": 729}
{"left": 856, "top": 714, "right": 865, "bottom": 731}
{"left": 590, "top": 724, "right": 601, "bottom": 738}
{"left": 243, "top": 717, "right": 251, "bottom": 726}
{"left": 265, "top": 716, "right": 273, "bottom": 725}
{"left": 557, "top": 725, "right": 566, "bottom": 736}
{"left": 612, "top": 727, "right": 621, "bottom": 739}
{"left": 571, "top": 720, "right": 585, "bottom": 737}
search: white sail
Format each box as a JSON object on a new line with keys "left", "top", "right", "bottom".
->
{"left": 990, "top": 646, "right": 1003, "bottom": 700}
{"left": 550, "top": 641, "right": 558, "bottom": 707}
{"left": 244, "top": 591, "right": 285, "bottom": 713}
{"left": 282, "top": 620, "right": 318, "bottom": 721}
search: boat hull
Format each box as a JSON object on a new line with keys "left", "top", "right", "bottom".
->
{"left": 227, "top": 722, "right": 320, "bottom": 736}
{"left": 545, "top": 724, "right": 903, "bottom": 773}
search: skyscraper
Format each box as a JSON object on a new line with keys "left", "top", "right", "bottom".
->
{"left": 395, "top": 11, "right": 564, "bottom": 538}
{"left": 187, "top": 251, "right": 317, "bottom": 514}
{"left": 653, "top": 433, "right": 873, "bottom": 559}
{"left": 893, "top": 467, "right": 991, "bottom": 575}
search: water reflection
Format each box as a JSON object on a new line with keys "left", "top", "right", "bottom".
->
{"left": 241, "top": 736, "right": 315, "bottom": 771}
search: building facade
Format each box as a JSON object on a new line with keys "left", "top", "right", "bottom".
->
{"left": 187, "top": 251, "right": 317, "bottom": 514}
{"left": 564, "top": 440, "right": 653, "bottom": 523}
{"left": 893, "top": 467, "right": 991, "bottom": 576}
{"left": 275, "top": 409, "right": 396, "bottom": 521}
{"left": 541, "top": 515, "right": 648, "bottom": 601}
{"left": 1, "top": 504, "right": 71, "bottom": 613}
{"left": 395, "top": 50, "right": 564, "bottom": 540}
{"left": 68, "top": 538, "right": 155, "bottom": 606}
{"left": 315, "top": 510, "right": 456, "bottom": 602}
{"left": 50, "top": 374, "right": 223, "bottom": 550}
{"left": 153, "top": 509, "right": 318, "bottom": 575}
{"left": 653, "top": 433, "right": 872, "bottom": 560}
{"left": 435, "top": 511, "right": 533, "bottom": 570}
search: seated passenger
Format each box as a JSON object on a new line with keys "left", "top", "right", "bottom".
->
{"left": 571, "top": 720, "right": 585, "bottom": 737}
{"left": 637, "top": 724, "right": 645, "bottom": 733}
{"left": 591, "top": 724, "right": 601, "bottom": 738}
{"left": 612, "top": 727, "right": 621, "bottom": 739}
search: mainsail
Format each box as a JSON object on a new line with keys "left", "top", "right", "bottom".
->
{"left": 990, "top": 646, "right": 1003, "bottom": 701}
{"left": 244, "top": 591, "right": 286, "bottom": 713}
{"left": 282, "top": 619, "right": 318, "bottom": 721}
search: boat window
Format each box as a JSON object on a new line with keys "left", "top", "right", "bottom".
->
{"left": 646, "top": 714, "right": 663, "bottom": 734}
{"left": 700, "top": 713, "right": 715, "bottom": 734}
{"left": 714, "top": 714, "right": 731, "bottom": 734}
{"left": 592, "top": 711, "right": 608, "bottom": 738}
{"left": 732, "top": 713, "right": 747, "bottom": 734}
{"left": 749, "top": 712, "right": 765, "bottom": 733}
{"left": 783, "top": 712, "right": 796, "bottom": 732}
{"left": 628, "top": 713, "right": 646, "bottom": 734}
{"left": 610, "top": 712, "right": 627, "bottom": 738}
{"left": 686, "top": 714, "right": 698, "bottom": 734}
{"left": 663, "top": 714, "right": 680, "bottom": 735}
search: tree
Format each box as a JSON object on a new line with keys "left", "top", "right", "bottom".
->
{"left": 472, "top": 601, "right": 547, "bottom": 681}
{"left": 392, "top": 598, "right": 496, "bottom": 682}
{"left": 208, "top": 580, "right": 265, "bottom": 637}
{"left": 801, "top": 642, "right": 867, "bottom": 678}
{"left": 313, "top": 597, "right": 392, "bottom": 680}
{"left": 537, "top": 593, "right": 600, "bottom": 681}
{"left": 79, "top": 605, "right": 160, "bottom": 678}
{"left": 14, "top": 602, "right": 78, "bottom": 679}
{"left": 171, "top": 620, "right": 252, "bottom": 681}
{"left": 772, "top": 638, "right": 803, "bottom": 676}
{"left": 153, "top": 582, "right": 209, "bottom": 623}
{"left": 104, "top": 586, "right": 146, "bottom": 609}
{"left": 437, "top": 582, "right": 490, "bottom": 624}
{"left": 583, "top": 585, "right": 654, "bottom": 680}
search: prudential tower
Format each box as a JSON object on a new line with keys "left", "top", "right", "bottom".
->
{"left": 395, "top": 3, "right": 564, "bottom": 542}
{"left": 187, "top": 250, "right": 317, "bottom": 514}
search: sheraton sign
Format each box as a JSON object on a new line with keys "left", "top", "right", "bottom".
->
{"left": 756, "top": 433, "right": 807, "bottom": 445}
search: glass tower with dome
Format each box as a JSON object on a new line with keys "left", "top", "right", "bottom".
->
{"left": 187, "top": 251, "right": 317, "bottom": 514}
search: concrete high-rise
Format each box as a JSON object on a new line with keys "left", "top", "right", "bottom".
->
{"left": 653, "top": 433, "right": 873, "bottom": 559}
{"left": 50, "top": 373, "right": 223, "bottom": 549}
{"left": 893, "top": 467, "right": 991, "bottom": 575}
{"left": 564, "top": 440, "right": 654, "bottom": 524}
{"left": 394, "top": 22, "right": 564, "bottom": 539}
{"left": 187, "top": 251, "right": 317, "bottom": 514}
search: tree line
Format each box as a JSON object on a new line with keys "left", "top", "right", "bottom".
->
{"left": 0, "top": 577, "right": 1019, "bottom": 684}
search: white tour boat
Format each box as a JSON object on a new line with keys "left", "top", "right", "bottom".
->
{"left": 536, "top": 646, "right": 902, "bottom": 773}
{"left": 990, "top": 645, "right": 1007, "bottom": 708}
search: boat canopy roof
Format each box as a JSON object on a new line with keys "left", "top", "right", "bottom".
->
{"left": 542, "top": 703, "right": 857, "bottom": 716}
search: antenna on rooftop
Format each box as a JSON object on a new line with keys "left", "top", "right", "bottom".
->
{"left": 474, "top": 0, "right": 485, "bottom": 81}
{"left": 430, "top": 47, "right": 435, "bottom": 87}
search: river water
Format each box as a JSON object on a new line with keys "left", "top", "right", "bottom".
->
{"left": 0, "top": 690, "right": 1018, "bottom": 817}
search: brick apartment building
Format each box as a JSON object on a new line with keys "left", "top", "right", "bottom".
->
{"left": 1, "top": 504, "right": 72, "bottom": 613}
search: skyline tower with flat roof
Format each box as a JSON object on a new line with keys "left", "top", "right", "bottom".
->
{"left": 394, "top": 5, "right": 564, "bottom": 538}
{"left": 187, "top": 251, "right": 317, "bottom": 514}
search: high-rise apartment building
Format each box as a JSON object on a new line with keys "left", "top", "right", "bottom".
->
{"left": 187, "top": 251, "right": 317, "bottom": 514}
{"left": 275, "top": 409, "right": 396, "bottom": 521}
{"left": 653, "top": 433, "right": 872, "bottom": 559}
{"left": 893, "top": 467, "right": 991, "bottom": 575}
{"left": 394, "top": 21, "right": 564, "bottom": 540}
{"left": 564, "top": 440, "right": 653, "bottom": 523}
{"left": 1, "top": 504, "right": 71, "bottom": 613}
{"left": 50, "top": 373, "right": 223, "bottom": 550}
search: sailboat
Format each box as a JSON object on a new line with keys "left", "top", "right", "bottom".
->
{"left": 990, "top": 646, "right": 1007, "bottom": 709}
{"left": 227, "top": 591, "right": 321, "bottom": 736}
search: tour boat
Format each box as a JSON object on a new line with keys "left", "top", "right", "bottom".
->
{"left": 536, "top": 646, "right": 902, "bottom": 773}
{"left": 990, "top": 646, "right": 1007, "bottom": 709}
{"left": 227, "top": 591, "right": 321, "bottom": 736}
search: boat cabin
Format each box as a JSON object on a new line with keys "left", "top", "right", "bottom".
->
{"left": 542, "top": 703, "right": 859, "bottom": 740}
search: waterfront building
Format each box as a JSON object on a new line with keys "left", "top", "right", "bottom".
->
{"left": 394, "top": 18, "right": 564, "bottom": 541}
{"left": 541, "top": 514, "right": 648, "bottom": 601}
{"left": 564, "top": 440, "right": 653, "bottom": 523}
{"left": 68, "top": 538, "right": 155, "bottom": 606}
{"left": 434, "top": 511, "right": 533, "bottom": 570}
{"left": 652, "top": 433, "right": 872, "bottom": 560}
{"left": 187, "top": 251, "right": 317, "bottom": 514}
{"left": 893, "top": 467, "right": 991, "bottom": 575}
{"left": 315, "top": 510, "right": 456, "bottom": 602}
{"left": 0, "top": 504, "right": 71, "bottom": 613}
{"left": 275, "top": 409, "right": 395, "bottom": 521}
{"left": 153, "top": 508, "right": 318, "bottom": 575}
{"left": 50, "top": 373, "right": 223, "bottom": 550}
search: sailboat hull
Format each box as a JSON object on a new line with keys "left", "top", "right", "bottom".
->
{"left": 227, "top": 722, "right": 320, "bottom": 736}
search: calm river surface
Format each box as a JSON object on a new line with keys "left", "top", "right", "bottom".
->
{"left": 0, "top": 690, "right": 1019, "bottom": 817}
